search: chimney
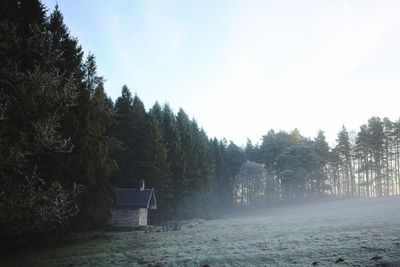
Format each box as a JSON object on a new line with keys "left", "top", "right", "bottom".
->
{"left": 140, "top": 179, "right": 145, "bottom": 191}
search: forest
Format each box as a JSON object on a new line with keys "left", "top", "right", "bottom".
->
{"left": 1, "top": 0, "right": 399, "bottom": 246}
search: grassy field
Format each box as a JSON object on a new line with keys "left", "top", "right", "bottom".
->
{"left": 2, "top": 197, "right": 400, "bottom": 266}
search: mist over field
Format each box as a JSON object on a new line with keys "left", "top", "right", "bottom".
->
{"left": 2, "top": 197, "right": 400, "bottom": 266}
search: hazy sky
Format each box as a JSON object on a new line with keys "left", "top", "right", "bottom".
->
{"left": 43, "top": 0, "right": 400, "bottom": 146}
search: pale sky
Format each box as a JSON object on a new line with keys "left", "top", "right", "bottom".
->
{"left": 43, "top": 0, "right": 400, "bottom": 146}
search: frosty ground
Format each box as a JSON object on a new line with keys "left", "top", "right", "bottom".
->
{"left": 2, "top": 197, "right": 400, "bottom": 267}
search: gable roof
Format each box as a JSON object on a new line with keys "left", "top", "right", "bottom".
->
{"left": 114, "top": 188, "right": 157, "bottom": 209}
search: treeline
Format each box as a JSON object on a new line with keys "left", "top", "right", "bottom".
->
{"left": 109, "top": 85, "right": 246, "bottom": 221}
{"left": 235, "top": 119, "right": 400, "bottom": 206}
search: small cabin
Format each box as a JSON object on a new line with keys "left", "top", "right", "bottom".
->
{"left": 111, "top": 183, "right": 157, "bottom": 228}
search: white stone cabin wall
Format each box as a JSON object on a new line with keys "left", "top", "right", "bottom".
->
{"left": 111, "top": 207, "right": 148, "bottom": 227}
{"left": 139, "top": 208, "right": 148, "bottom": 226}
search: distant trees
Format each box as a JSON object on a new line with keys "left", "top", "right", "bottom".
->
{"left": 240, "top": 121, "right": 400, "bottom": 204}
{"left": 313, "top": 130, "right": 330, "bottom": 195}
{"left": 235, "top": 161, "right": 267, "bottom": 206}
{"left": 253, "top": 130, "right": 323, "bottom": 200}
{"left": 351, "top": 117, "right": 400, "bottom": 198}
{"left": 335, "top": 126, "right": 354, "bottom": 197}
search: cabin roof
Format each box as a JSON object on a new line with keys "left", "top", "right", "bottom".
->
{"left": 114, "top": 188, "right": 157, "bottom": 209}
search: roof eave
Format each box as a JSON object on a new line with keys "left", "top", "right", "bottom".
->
{"left": 146, "top": 189, "right": 157, "bottom": 209}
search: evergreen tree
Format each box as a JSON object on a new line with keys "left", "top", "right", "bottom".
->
{"left": 146, "top": 109, "right": 171, "bottom": 222}
{"left": 194, "top": 128, "right": 215, "bottom": 217}
{"left": 335, "top": 126, "right": 354, "bottom": 197}
{"left": 367, "top": 117, "right": 385, "bottom": 197}
{"left": 355, "top": 125, "right": 372, "bottom": 197}
{"left": 209, "top": 138, "right": 226, "bottom": 213}
{"left": 383, "top": 118, "right": 393, "bottom": 196}
{"left": 313, "top": 130, "right": 330, "bottom": 195}
{"left": 110, "top": 86, "right": 150, "bottom": 188}
{"left": 66, "top": 55, "right": 119, "bottom": 229}
{"left": 47, "top": 4, "right": 84, "bottom": 84}
{"left": 111, "top": 85, "right": 135, "bottom": 186}
{"left": 393, "top": 119, "right": 400, "bottom": 195}
{"left": 224, "top": 141, "right": 245, "bottom": 209}
{"left": 162, "top": 104, "right": 185, "bottom": 218}
{"left": 130, "top": 94, "right": 150, "bottom": 182}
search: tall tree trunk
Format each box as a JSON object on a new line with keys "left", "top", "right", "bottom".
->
{"left": 365, "top": 154, "right": 370, "bottom": 198}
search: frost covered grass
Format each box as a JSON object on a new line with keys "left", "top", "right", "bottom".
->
{"left": 2, "top": 197, "right": 400, "bottom": 266}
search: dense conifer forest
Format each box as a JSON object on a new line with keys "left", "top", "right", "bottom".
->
{"left": 1, "top": 0, "right": 399, "bottom": 246}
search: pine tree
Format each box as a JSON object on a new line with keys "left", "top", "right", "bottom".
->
{"left": 110, "top": 86, "right": 151, "bottom": 189}
{"left": 367, "top": 117, "right": 385, "bottom": 197}
{"left": 313, "top": 130, "right": 330, "bottom": 195}
{"left": 393, "top": 119, "right": 400, "bottom": 195}
{"left": 162, "top": 104, "right": 185, "bottom": 218}
{"left": 355, "top": 125, "right": 371, "bottom": 197}
{"left": 128, "top": 94, "right": 150, "bottom": 185}
{"left": 111, "top": 85, "right": 135, "bottom": 186}
{"left": 146, "top": 109, "right": 171, "bottom": 222}
{"left": 383, "top": 118, "right": 394, "bottom": 196}
{"left": 47, "top": 4, "right": 84, "bottom": 84}
{"left": 335, "top": 126, "right": 354, "bottom": 197}
{"left": 224, "top": 141, "right": 245, "bottom": 209}
{"left": 66, "top": 55, "right": 119, "bottom": 229}
{"left": 209, "top": 138, "right": 226, "bottom": 213}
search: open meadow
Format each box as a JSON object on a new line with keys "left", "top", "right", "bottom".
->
{"left": 2, "top": 197, "right": 400, "bottom": 267}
